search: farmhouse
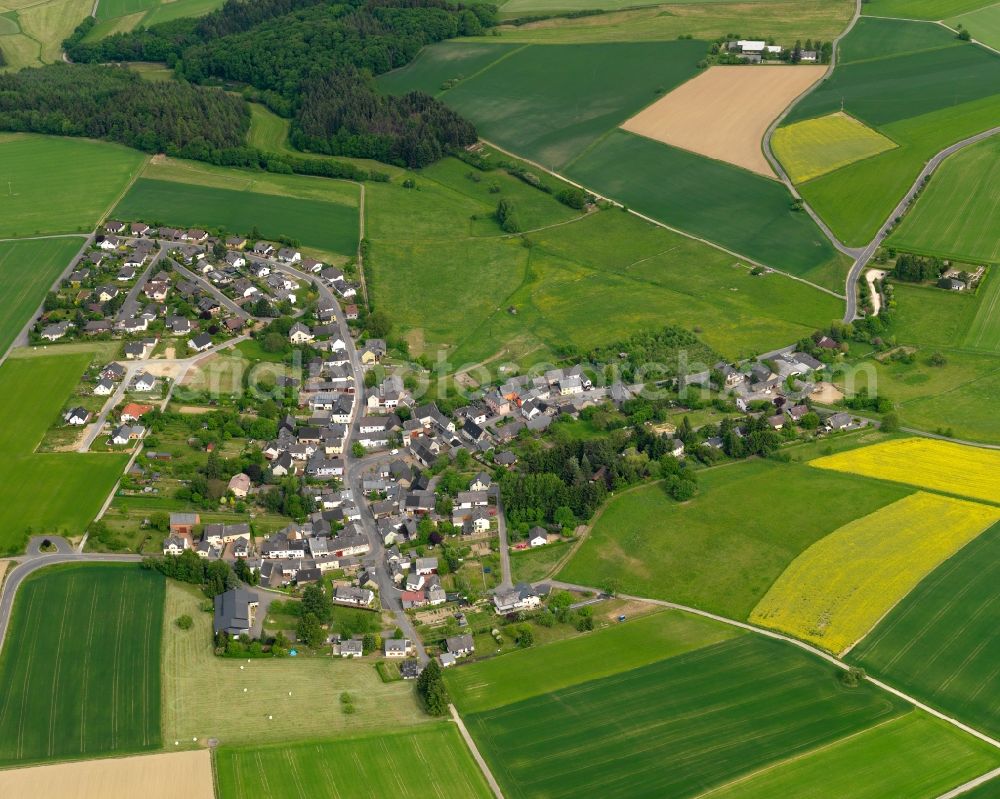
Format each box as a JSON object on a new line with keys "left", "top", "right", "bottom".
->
{"left": 214, "top": 588, "right": 259, "bottom": 637}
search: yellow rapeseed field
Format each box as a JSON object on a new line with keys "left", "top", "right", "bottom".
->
{"left": 749, "top": 492, "right": 1000, "bottom": 654}
{"left": 810, "top": 437, "right": 1000, "bottom": 505}
{"left": 772, "top": 112, "right": 897, "bottom": 183}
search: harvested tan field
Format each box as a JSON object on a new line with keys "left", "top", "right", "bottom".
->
{"left": 0, "top": 750, "right": 214, "bottom": 799}
{"left": 621, "top": 65, "right": 827, "bottom": 177}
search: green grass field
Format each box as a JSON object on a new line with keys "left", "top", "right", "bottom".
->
{"left": 95, "top": 0, "right": 155, "bottom": 19}
{"left": 839, "top": 15, "right": 963, "bottom": 63}
{"left": 851, "top": 521, "right": 1000, "bottom": 740}
{"left": 0, "top": 352, "right": 128, "bottom": 553}
{"left": 862, "top": 0, "right": 996, "bottom": 20}
{"left": 162, "top": 581, "right": 431, "bottom": 745}
{"left": 558, "top": 459, "right": 911, "bottom": 619}
{"left": 566, "top": 132, "right": 847, "bottom": 286}
{"left": 889, "top": 136, "right": 1000, "bottom": 264}
{"left": 378, "top": 41, "right": 523, "bottom": 96}
{"left": 0, "top": 0, "right": 92, "bottom": 68}
{"left": 496, "top": 0, "right": 730, "bottom": 16}
{"left": 772, "top": 113, "right": 897, "bottom": 183}
{"left": 366, "top": 160, "right": 842, "bottom": 366}
{"left": 782, "top": 19, "right": 1000, "bottom": 245}
{"left": 964, "top": 268, "right": 1000, "bottom": 353}
{"left": 388, "top": 40, "right": 706, "bottom": 170}
{"left": 113, "top": 176, "right": 359, "bottom": 259}
{"left": 704, "top": 711, "right": 1000, "bottom": 799}
{"left": 948, "top": 3, "right": 1000, "bottom": 50}
{"left": 0, "top": 564, "right": 164, "bottom": 766}
{"left": 489, "top": 0, "right": 855, "bottom": 43}
{"left": 465, "top": 635, "right": 908, "bottom": 799}
{"left": 0, "top": 134, "right": 146, "bottom": 237}
{"left": 215, "top": 726, "right": 492, "bottom": 799}
{"left": 445, "top": 610, "right": 743, "bottom": 713}
{"left": 0, "top": 237, "right": 82, "bottom": 356}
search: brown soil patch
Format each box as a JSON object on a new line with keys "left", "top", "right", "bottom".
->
{"left": 600, "top": 598, "right": 658, "bottom": 623}
{"left": 621, "top": 65, "right": 827, "bottom": 177}
{"left": 810, "top": 381, "right": 844, "bottom": 403}
{"left": 0, "top": 750, "right": 214, "bottom": 799}
{"left": 176, "top": 405, "right": 213, "bottom": 414}
{"left": 142, "top": 362, "right": 183, "bottom": 379}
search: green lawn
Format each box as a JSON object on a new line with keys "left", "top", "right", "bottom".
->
{"left": 889, "top": 136, "right": 1000, "bottom": 264}
{"left": 705, "top": 711, "right": 1000, "bottom": 799}
{"left": 215, "top": 726, "right": 492, "bottom": 799}
{"left": 566, "top": 131, "right": 847, "bottom": 286}
{"left": 510, "top": 541, "right": 570, "bottom": 583}
{"left": 851, "top": 522, "right": 1000, "bottom": 740}
{"left": 488, "top": 0, "right": 854, "bottom": 44}
{"left": 445, "top": 610, "right": 743, "bottom": 713}
{"left": 0, "top": 564, "right": 164, "bottom": 766}
{"left": 0, "top": 237, "right": 82, "bottom": 356}
{"left": 465, "top": 635, "right": 908, "bottom": 799}
{"left": 862, "top": 0, "right": 997, "bottom": 19}
{"left": 948, "top": 3, "right": 1000, "bottom": 50}
{"left": 113, "top": 177, "right": 359, "bottom": 259}
{"left": 0, "top": 352, "right": 128, "bottom": 553}
{"left": 558, "top": 460, "right": 912, "bottom": 619}
{"left": 0, "top": 134, "right": 146, "bottom": 237}
{"left": 398, "top": 40, "right": 706, "bottom": 170}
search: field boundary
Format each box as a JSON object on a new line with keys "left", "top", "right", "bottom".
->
{"left": 545, "top": 578, "right": 1000, "bottom": 753}
{"left": 449, "top": 705, "right": 504, "bottom": 799}
{"left": 478, "top": 137, "right": 846, "bottom": 299}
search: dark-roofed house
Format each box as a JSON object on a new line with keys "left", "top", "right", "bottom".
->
{"left": 445, "top": 634, "right": 474, "bottom": 657}
{"left": 214, "top": 588, "right": 259, "bottom": 637}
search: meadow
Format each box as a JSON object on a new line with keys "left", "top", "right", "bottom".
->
{"left": 703, "top": 711, "right": 1000, "bottom": 799}
{"left": 0, "top": 0, "right": 91, "bottom": 68}
{"left": 749, "top": 492, "right": 1000, "bottom": 653}
{"left": 162, "top": 582, "right": 431, "bottom": 745}
{"left": 366, "top": 157, "right": 842, "bottom": 367}
{"left": 811, "top": 437, "right": 1000, "bottom": 504}
{"left": 215, "top": 726, "right": 492, "bottom": 799}
{"left": 566, "top": 131, "right": 847, "bottom": 287}
{"left": 0, "top": 236, "right": 83, "bottom": 356}
{"left": 964, "top": 269, "right": 1000, "bottom": 353}
{"left": 378, "top": 41, "right": 522, "bottom": 96}
{"left": 113, "top": 177, "right": 359, "bottom": 259}
{"left": 0, "top": 352, "right": 128, "bottom": 553}
{"left": 445, "top": 609, "right": 742, "bottom": 713}
{"left": 0, "top": 564, "right": 164, "bottom": 766}
{"left": 86, "top": 0, "right": 224, "bottom": 37}
{"left": 0, "top": 134, "right": 146, "bottom": 237}
{"left": 851, "top": 521, "right": 1000, "bottom": 740}
{"left": 557, "top": 459, "right": 912, "bottom": 620}
{"left": 392, "top": 40, "right": 706, "bottom": 170}
{"left": 772, "top": 113, "right": 897, "bottom": 183}
{"left": 862, "top": 0, "right": 997, "bottom": 19}
{"left": 889, "top": 135, "right": 1000, "bottom": 264}
{"left": 465, "top": 635, "right": 909, "bottom": 799}
{"left": 947, "top": 3, "right": 1000, "bottom": 50}
{"left": 489, "top": 0, "right": 855, "bottom": 43}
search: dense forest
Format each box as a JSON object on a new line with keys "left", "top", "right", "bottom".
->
{"left": 0, "top": 64, "right": 248, "bottom": 157}
{"left": 64, "top": 0, "right": 496, "bottom": 167}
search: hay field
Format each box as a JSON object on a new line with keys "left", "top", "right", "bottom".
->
{"left": 772, "top": 112, "right": 897, "bottom": 183}
{"left": 811, "top": 437, "right": 1000, "bottom": 504}
{"left": 0, "top": 750, "right": 213, "bottom": 799}
{"left": 750, "top": 492, "right": 1000, "bottom": 653}
{"left": 621, "top": 65, "right": 826, "bottom": 177}
{"left": 162, "top": 581, "right": 430, "bottom": 746}
{"left": 947, "top": 3, "right": 1000, "bottom": 50}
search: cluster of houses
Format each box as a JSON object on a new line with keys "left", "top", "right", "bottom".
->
{"left": 163, "top": 513, "right": 254, "bottom": 560}
{"left": 726, "top": 39, "right": 819, "bottom": 62}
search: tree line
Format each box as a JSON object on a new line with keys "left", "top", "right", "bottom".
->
{"left": 64, "top": 0, "right": 497, "bottom": 168}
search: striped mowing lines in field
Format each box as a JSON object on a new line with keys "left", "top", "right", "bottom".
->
{"left": 810, "top": 437, "right": 1000, "bottom": 505}
{"left": 749, "top": 492, "right": 1000, "bottom": 654}
{"left": 851, "top": 521, "right": 1000, "bottom": 741}
{"left": 214, "top": 726, "right": 494, "bottom": 799}
{"left": 0, "top": 564, "right": 164, "bottom": 767}
{"left": 964, "top": 267, "right": 1000, "bottom": 354}
{"left": 772, "top": 112, "right": 897, "bottom": 183}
